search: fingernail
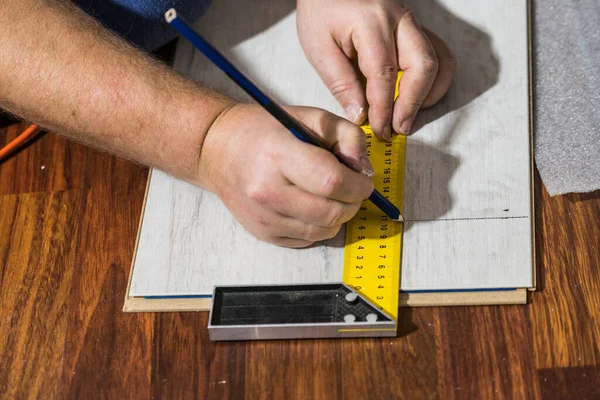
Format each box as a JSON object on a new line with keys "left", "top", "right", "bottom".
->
{"left": 399, "top": 116, "right": 414, "bottom": 135}
{"left": 345, "top": 104, "right": 366, "bottom": 125}
{"left": 358, "top": 154, "right": 375, "bottom": 177}
{"left": 382, "top": 126, "right": 392, "bottom": 141}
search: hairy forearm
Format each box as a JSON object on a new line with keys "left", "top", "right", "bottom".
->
{"left": 0, "top": 0, "right": 234, "bottom": 183}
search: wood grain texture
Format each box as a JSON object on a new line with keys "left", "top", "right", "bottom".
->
{"left": 0, "top": 124, "right": 88, "bottom": 195}
{"left": 58, "top": 149, "right": 151, "bottom": 399}
{"left": 531, "top": 177, "right": 600, "bottom": 369}
{"left": 1, "top": 120, "right": 600, "bottom": 398}
{"left": 130, "top": 0, "right": 533, "bottom": 297}
{"left": 0, "top": 190, "right": 82, "bottom": 399}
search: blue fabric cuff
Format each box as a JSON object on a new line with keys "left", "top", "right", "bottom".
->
{"left": 73, "top": 0, "right": 212, "bottom": 50}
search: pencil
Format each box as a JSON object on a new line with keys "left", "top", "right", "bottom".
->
{"left": 164, "top": 8, "right": 403, "bottom": 222}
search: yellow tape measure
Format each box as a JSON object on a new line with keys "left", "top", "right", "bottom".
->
{"left": 343, "top": 72, "right": 406, "bottom": 321}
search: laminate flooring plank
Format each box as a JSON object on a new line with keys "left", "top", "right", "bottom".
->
{"left": 130, "top": 0, "right": 533, "bottom": 297}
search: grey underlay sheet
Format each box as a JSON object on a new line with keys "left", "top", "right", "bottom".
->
{"left": 533, "top": 0, "right": 600, "bottom": 196}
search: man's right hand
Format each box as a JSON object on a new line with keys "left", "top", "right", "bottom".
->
{"left": 198, "top": 104, "right": 375, "bottom": 248}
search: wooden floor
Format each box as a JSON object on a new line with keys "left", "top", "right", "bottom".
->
{"left": 1, "top": 121, "right": 600, "bottom": 399}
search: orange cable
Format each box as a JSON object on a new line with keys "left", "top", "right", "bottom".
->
{"left": 0, "top": 124, "right": 39, "bottom": 161}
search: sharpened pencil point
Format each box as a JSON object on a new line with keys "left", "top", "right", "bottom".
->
{"left": 395, "top": 214, "right": 404, "bottom": 223}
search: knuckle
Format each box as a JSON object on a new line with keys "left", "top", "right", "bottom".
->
{"left": 371, "top": 4, "right": 390, "bottom": 21}
{"left": 321, "top": 167, "right": 345, "bottom": 196}
{"left": 324, "top": 203, "right": 345, "bottom": 228}
{"left": 302, "top": 225, "right": 321, "bottom": 241}
{"left": 253, "top": 214, "right": 271, "bottom": 228}
{"left": 403, "top": 98, "right": 424, "bottom": 109}
{"left": 326, "top": 225, "right": 342, "bottom": 239}
{"left": 303, "top": 225, "right": 340, "bottom": 242}
{"left": 369, "top": 64, "right": 398, "bottom": 82}
{"left": 328, "top": 77, "right": 361, "bottom": 98}
{"left": 246, "top": 183, "right": 272, "bottom": 205}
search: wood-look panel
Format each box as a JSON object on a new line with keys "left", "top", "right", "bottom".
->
{"left": 130, "top": 0, "right": 533, "bottom": 297}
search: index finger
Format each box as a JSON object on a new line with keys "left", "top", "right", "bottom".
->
{"left": 393, "top": 10, "right": 439, "bottom": 135}
{"left": 280, "top": 144, "right": 374, "bottom": 203}
{"left": 355, "top": 28, "right": 398, "bottom": 141}
{"left": 277, "top": 108, "right": 374, "bottom": 202}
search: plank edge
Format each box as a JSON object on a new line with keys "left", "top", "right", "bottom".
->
{"left": 123, "top": 289, "right": 527, "bottom": 312}
{"left": 122, "top": 168, "right": 153, "bottom": 312}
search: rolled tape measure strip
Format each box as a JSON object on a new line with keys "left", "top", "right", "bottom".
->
{"left": 343, "top": 72, "right": 405, "bottom": 321}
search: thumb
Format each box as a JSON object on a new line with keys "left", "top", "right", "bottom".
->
{"left": 290, "top": 107, "right": 375, "bottom": 178}
{"left": 310, "top": 44, "right": 369, "bottom": 125}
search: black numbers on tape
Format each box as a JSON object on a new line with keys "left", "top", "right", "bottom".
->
{"left": 356, "top": 265, "right": 363, "bottom": 269}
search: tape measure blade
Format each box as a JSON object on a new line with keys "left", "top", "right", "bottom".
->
{"left": 343, "top": 71, "right": 405, "bottom": 322}
{"left": 343, "top": 131, "right": 405, "bottom": 321}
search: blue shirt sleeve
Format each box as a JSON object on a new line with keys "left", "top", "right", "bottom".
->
{"left": 73, "top": 0, "right": 213, "bottom": 50}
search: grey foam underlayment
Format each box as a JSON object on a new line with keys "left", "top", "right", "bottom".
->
{"left": 533, "top": 0, "right": 600, "bottom": 196}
